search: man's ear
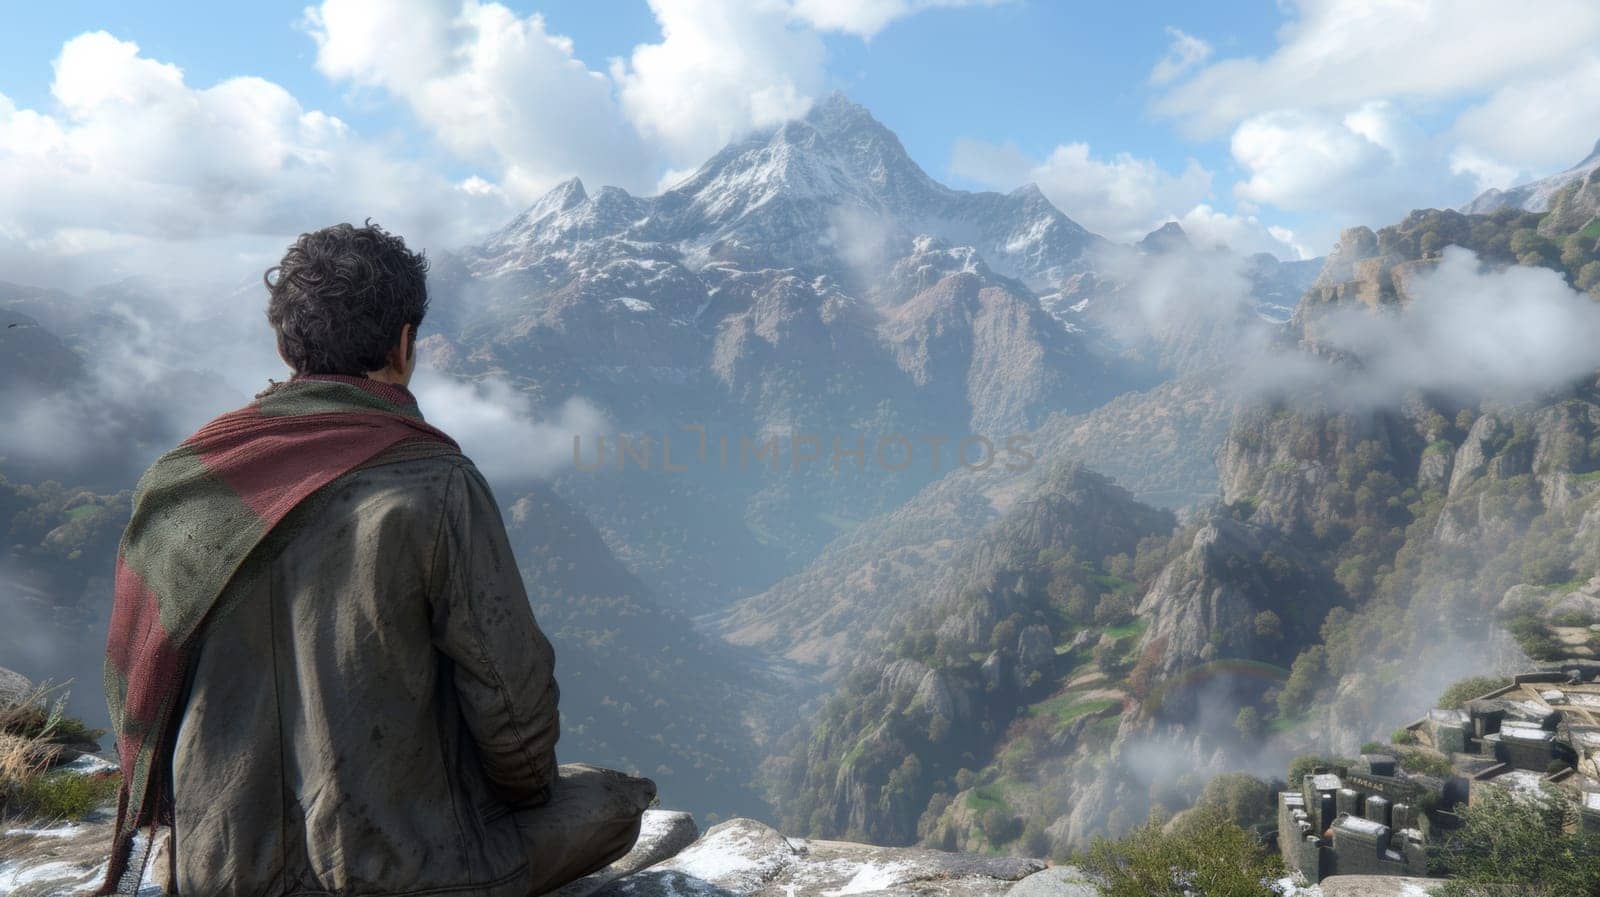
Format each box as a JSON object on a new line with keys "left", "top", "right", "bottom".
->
{"left": 394, "top": 323, "right": 416, "bottom": 371}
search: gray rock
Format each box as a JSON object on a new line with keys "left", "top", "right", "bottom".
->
{"left": 0, "top": 814, "right": 151, "bottom": 897}
{"left": 1447, "top": 414, "right": 1502, "bottom": 495}
{"left": 4, "top": 806, "right": 1042, "bottom": 897}
{"left": 552, "top": 810, "right": 700, "bottom": 897}
{"left": 600, "top": 817, "right": 796, "bottom": 896}
{"left": 1545, "top": 589, "right": 1600, "bottom": 623}
{"left": 596, "top": 817, "right": 1045, "bottom": 897}
{"left": 0, "top": 666, "right": 35, "bottom": 708}
{"left": 1006, "top": 865, "right": 1101, "bottom": 896}
{"left": 1319, "top": 874, "right": 1448, "bottom": 896}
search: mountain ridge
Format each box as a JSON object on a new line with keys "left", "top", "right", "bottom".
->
{"left": 1463, "top": 137, "right": 1600, "bottom": 213}
{"left": 469, "top": 92, "right": 1104, "bottom": 294}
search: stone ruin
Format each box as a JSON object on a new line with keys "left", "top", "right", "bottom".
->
{"left": 1278, "top": 664, "right": 1600, "bottom": 883}
{"left": 1410, "top": 666, "right": 1600, "bottom": 827}
{"left": 1276, "top": 756, "right": 1440, "bottom": 882}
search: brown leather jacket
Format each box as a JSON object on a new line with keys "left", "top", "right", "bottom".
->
{"left": 170, "top": 448, "right": 559, "bottom": 896}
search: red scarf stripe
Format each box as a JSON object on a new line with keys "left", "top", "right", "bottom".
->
{"left": 106, "top": 559, "right": 169, "bottom": 787}
{"left": 106, "top": 558, "right": 156, "bottom": 678}
{"left": 192, "top": 412, "right": 445, "bottom": 521}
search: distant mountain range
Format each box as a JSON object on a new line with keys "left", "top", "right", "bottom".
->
{"left": 464, "top": 93, "right": 1104, "bottom": 293}
{"left": 428, "top": 93, "right": 1315, "bottom": 617}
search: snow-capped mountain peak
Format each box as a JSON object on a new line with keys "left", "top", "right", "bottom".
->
{"left": 467, "top": 94, "right": 1103, "bottom": 289}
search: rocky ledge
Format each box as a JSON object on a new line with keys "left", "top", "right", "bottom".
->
{"left": 0, "top": 800, "right": 1063, "bottom": 897}
{"left": 0, "top": 732, "right": 1440, "bottom": 897}
{"left": 0, "top": 797, "right": 1449, "bottom": 897}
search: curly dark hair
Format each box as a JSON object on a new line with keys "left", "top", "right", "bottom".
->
{"left": 265, "top": 221, "right": 430, "bottom": 375}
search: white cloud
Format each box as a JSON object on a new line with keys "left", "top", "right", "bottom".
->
{"left": 1297, "top": 247, "right": 1600, "bottom": 403}
{"left": 1229, "top": 102, "right": 1476, "bottom": 231}
{"left": 1092, "top": 241, "right": 1600, "bottom": 407}
{"left": 413, "top": 371, "right": 609, "bottom": 482}
{"left": 950, "top": 138, "right": 1310, "bottom": 258}
{"left": 950, "top": 138, "right": 1213, "bottom": 242}
{"left": 612, "top": 0, "right": 824, "bottom": 166}
{"left": 1448, "top": 147, "right": 1523, "bottom": 198}
{"left": 1452, "top": 52, "right": 1600, "bottom": 175}
{"left": 790, "top": 0, "right": 1006, "bottom": 39}
{"left": 306, "top": 0, "right": 658, "bottom": 198}
{"left": 1155, "top": 0, "right": 1600, "bottom": 137}
{"left": 0, "top": 31, "right": 507, "bottom": 282}
{"left": 1176, "top": 205, "right": 1309, "bottom": 260}
{"left": 307, "top": 0, "right": 1001, "bottom": 193}
{"left": 1090, "top": 238, "right": 1257, "bottom": 339}
{"left": 1152, "top": 0, "right": 1600, "bottom": 218}
{"left": 1148, "top": 27, "right": 1211, "bottom": 86}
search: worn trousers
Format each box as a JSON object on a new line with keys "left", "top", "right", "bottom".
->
{"left": 519, "top": 764, "right": 656, "bottom": 896}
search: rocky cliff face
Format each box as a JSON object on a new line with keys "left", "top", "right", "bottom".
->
{"left": 1176, "top": 195, "right": 1600, "bottom": 757}
{"left": 1136, "top": 516, "right": 1338, "bottom": 684}
{"left": 756, "top": 159, "right": 1600, "bottom": 857}
{"left": 759, "top": 464, "right": 1180, "bottom": 851}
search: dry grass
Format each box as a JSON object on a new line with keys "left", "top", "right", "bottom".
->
{"left": 1, "top": 731, "right": 52, "bottom": 798}
{"left": 0, "top": 682, "right": 118, "bottom": 822}
{"left": 1, "top": 684, "right": 67, "bottom": 789}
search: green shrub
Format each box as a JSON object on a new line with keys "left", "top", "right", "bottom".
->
{"left": 1433, "top": 786, "right": 1600, "bottom": 897}
{"left": 1578, "top": 260, "right": 1600, "bottom": 292}
{"left": 1391, "top": 727, "right": 1418, "bottom": 745}
{"left": 1234, "top": 707, "right": 1263, "bottom": 741}
{"left": 6, "top": 769, "right": 120, "bottom": 821}
{"left": 1287, "top": 754, "right": 1352, "bottom": 784}
{"left": 1021, "top": 819, "right": 1052, "bottom": 858}
{"left": 1081, "top": 806, "right": 1284, "bottom": 897}
{"left": 978, "top": 806, "right": 1023, "bottom": 845}
{"left": 1277, "top": 647, "right": 1328, "bottom": 717}
{"left": 1193, "top": 773, "right": 1277, "bottom": 830}
{"left": 1437, "top": 675, "right": 1512, "bottom": 709}
{"left": 1393, "top": 747, "right": 1453, "bottom": 779}
{"left": 1507, "top": 615, "right": 1565, "bottom": 661}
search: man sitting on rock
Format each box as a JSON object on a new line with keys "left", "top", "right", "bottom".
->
{"left": 101, "top": 222, "right": 655, "bottom": 896}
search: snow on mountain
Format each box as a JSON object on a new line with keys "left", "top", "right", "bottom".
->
{"left": 1464, "top": 138, "right": 1600, "bottom": 213}
{"left": 463, "top": 92, "right": 1102, "bottom": 292}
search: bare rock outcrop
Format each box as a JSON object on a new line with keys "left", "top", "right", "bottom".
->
{"left": 0, "top": 805, "right": 1056, "bottom": 897}
{"left": 0, "top": 667, "right": 34, "bottom": 708}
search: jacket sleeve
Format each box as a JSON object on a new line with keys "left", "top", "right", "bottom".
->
{"left": 429, "top": 461, "right": 560, "bottom": 807}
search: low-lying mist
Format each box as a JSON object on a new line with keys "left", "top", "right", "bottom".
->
{"left": 1098, "top": 240, "right": 1600, "bottom": 408}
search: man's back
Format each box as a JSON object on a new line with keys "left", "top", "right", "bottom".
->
{"left": 104, "top": 224, "right": 651, "bottom": 896}
{"left": 172, "top": 449, "right": 556, "bottom": 897}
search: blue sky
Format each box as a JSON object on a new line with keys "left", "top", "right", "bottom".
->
{"left": 1, "top": 0, "right": 1598, "bottom": 284}
{"left": 0, "top": 1, "right": 1270, "bottom": 180}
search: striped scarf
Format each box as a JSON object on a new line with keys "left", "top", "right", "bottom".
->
{"left": 101, "top": 374, "right": 458, "bottom": 894}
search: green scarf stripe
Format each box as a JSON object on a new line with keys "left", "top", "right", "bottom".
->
{"left": 120, "top": 449, "right": 269, "bottom": 635}
{"left": 255, "top": 379, "right": 424, "bottom": 419}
